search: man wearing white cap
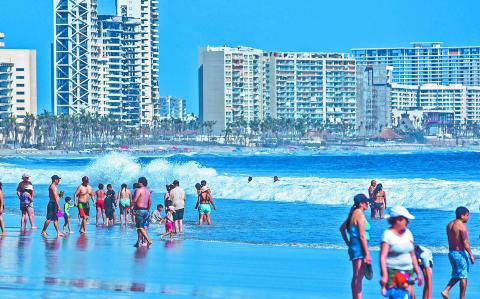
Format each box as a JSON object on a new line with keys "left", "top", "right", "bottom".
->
{"left": 380, "top": 206, "right": 423, "bottom": 298}
{"left": 16, "top": 173, "right": 36, "bottom": 229}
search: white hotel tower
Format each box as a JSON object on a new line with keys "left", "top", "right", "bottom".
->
{"left": 53, "top": 0, "right": 159, "bottom": 126}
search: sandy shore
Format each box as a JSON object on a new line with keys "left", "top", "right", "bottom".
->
{"left": 0, "top": 213, "right": 478, "bottom": 298}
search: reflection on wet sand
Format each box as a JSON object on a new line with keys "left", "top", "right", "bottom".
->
{"left": 76, "top": 234, "right": 87, "bottom": 251}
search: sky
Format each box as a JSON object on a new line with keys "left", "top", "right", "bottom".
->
{"left": 1, "top": 0, "right": 480, "bottom": 114}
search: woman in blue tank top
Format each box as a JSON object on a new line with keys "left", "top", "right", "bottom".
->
{"left": 340, "top": 194, "right": 372, "bottom": 299}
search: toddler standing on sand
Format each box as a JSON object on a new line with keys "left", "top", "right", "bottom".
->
{"left": 63, "top": 196, "right": 75, "bottom": 234}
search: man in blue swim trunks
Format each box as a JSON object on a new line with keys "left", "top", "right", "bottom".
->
{"left": 441, "top": 207, "right": 474, "bottom": 299}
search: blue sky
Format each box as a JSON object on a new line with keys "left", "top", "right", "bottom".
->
{"left": 1, "top": 0, "right": 479, "bottom": 114}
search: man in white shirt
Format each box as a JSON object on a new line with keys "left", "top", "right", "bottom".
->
{"left": 170, "top": 180, "right": 186, "bottom": 233}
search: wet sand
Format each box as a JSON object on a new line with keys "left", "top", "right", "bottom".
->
{"left": 0, "top": 214, "right": 478, "bottom": 298}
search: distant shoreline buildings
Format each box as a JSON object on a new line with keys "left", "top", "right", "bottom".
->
{"left": 200, "top": 42, "right": 480, "bottom": 136}
{"left": 0, "top": 32, "right": 37, "bottom": 123}
{"left": 154, "top": 96, "right": 187, "bottom": 121}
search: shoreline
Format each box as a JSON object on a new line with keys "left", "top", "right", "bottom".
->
{"left": 0, "top": 218, "right": 478, "bottom": 298}
{"left": 1, "top": 142, "right": 479, "bottom": 157}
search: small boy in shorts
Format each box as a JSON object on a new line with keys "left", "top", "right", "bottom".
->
{"left": 62, "top": 196, "right": 75, "bottom": 234}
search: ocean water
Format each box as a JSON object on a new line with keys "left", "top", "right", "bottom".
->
{"left": 0, "top": 150, "right": 479, "bottom": 252}
{"left": 0, "top": 150, "right": 480, "bottom": 297}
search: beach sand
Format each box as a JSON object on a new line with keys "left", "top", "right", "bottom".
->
{"left": 0, "top": 214, "right": 478, "bottom": 298}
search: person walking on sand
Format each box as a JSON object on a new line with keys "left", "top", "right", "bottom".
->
{"left": 380, "top": 206, "right": 422, "bottom": 299}
{"left": 170, "top": 180, "right": 186, "bottom": 234}
{"left": 41, "top": 175, "right": 65, "bottom": 237}
{"left": 0, "top": 182, "right": 5, "bottom": 235}
{"left": 95, "top": 184, "right": 106, "bottom": 226}
{"left": 340, "top": 194, "right": 372, "bottom": 299}
{"left": 133, "top": 177, "right": 152, "bottom": 247}
{"left": 368, "top": 180, "right": 376, "bottom": 219}
{"left": 441, "top": 207, "right": 474, "bottom": 299}
{"left": 16, "top": 174, "right": 36, "bottom": 229}
{"left": 74, "top": 176, "right": 95, "bottom": 234}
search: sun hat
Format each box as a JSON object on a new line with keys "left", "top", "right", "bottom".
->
{"left": 353, "top": 194, "right": 369, "bottom": 204}
{"left": 200, "top": 186, "right": 210, "bottom": 193}
{"left": 22, "top": 173, "right": 30, "bottom": 178}
{"left": 51, "top": 175, "right": 61, "bottom": 180}
{"left": 385, "top": 206, "right": 415, "bottom": 220}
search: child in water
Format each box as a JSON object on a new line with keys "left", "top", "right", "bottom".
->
{"left": 20, "top": 185, "right": 33, "bottom": 229}
{"left": 161, "top": 206, "right": 175, "bottom": 240}
{"left": 104, "top": 187, "right": 116, "bottom": 227}
{"left": 150, "top": 204, "right": 164, "bottom": 227}
{"left": 63, "top": 196, "right": 75, "bottom": 234}
{"left": 382, "top": 271, "right": 413, "bottom": 299}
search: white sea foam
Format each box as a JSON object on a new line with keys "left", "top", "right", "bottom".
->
{"left": 0, "top": 152, "right": 479, "bottom": 211}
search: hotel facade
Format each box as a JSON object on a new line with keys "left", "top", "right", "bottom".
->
{"left": 53, "top": 0, "right": 159, "bottom": 127}
{"left": 199, "top": 46, "right": 356, "bottom": 133}
{"left": 0, "top": 32, "right": 37, "bottom": 122}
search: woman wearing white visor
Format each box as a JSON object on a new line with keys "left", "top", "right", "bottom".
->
{"left": 380, "top": 206, "right": 423, "bottom": 298}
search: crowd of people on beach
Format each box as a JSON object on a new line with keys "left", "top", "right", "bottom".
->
{"left": 0, "top": 173, "right": 218, "bottom": 246}
{"left": 340, "top": 182, "right": 474, "bottom": 299}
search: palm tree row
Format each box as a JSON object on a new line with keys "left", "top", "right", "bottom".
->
{"left": 0, "top": 110, "right": 210, "bottom": 150}
{"left": 3, "top": 110, "right": 479, "bottom": 149}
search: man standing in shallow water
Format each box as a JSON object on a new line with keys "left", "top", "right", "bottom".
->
{"left": 441, "top": 207, "right": 474, "bottom": 299}
{"left": 41, "top": 175, "right": 64, "bottom": 237}
{"left": 133, "top": 177, "right": 152, "bottom": 247}
{"left": 74, "top": 176, "right": 95, "bottom": 234}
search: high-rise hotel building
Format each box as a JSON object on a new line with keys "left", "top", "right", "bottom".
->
{"left": 116, "top": 0, "right": 160, "bottom": 125}
{"left": 352, "top": 42, "right": 480, "bottom": 124}
{"left": 199, "top": 46, "right": 268, "bottom": 133}
{"left": 0, "top": 32, "right": 37, "bottom": 122}
{"left": 199, "top": 46, "right": 356, "bottom": 133}
{"left": 53, "top": 0, "right": 159, "bottom": 126}
{"left": 269, "top": 52, "right": 356, "bottom": 124}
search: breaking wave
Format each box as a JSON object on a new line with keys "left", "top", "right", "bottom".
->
{"left": 0, "top": 152, "right": 479, "bottom": 211}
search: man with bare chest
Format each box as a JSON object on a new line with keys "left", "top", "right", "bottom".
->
{"left": 441, "top": 207, "right": 474, "bottom": 299}
{"left": 133, "top": 177, "right": 152, "bottom": 247}
{"left": 41, "top": 175, "right": 64, "bottom": 237}
{"left": 74, "top": 176, "right": 95, "bottom": 234}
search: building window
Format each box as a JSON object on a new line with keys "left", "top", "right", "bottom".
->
{"left": 16, "top": 99, "right": 25, "bottom": 103}
{"left": 16, "top": 68, "right": 25, "bottom": 72}
{"left": 17, "top": 115, "right": 26, "bottom": 118}
{"left": 17, "top": 107, "right": 25, "bottom": 111}
{"left": 16, "top": 91, "right": 25, "bottom": 95}
{"left": 16, "top": 83, "right": 25, "bottom": 87}
{"left": 16, "top": 76, "right": 25, "bottom": 80}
